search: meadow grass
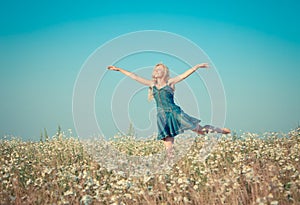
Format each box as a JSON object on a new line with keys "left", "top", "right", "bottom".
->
{"left": 0, "top": 128, "right": 299, "bottom": 205}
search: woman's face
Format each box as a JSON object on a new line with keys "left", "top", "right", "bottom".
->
{"left": 153, "top": 65, "right": 165, "bottom": 78}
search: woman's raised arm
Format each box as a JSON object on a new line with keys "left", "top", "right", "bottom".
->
{"left": 168, "top": 63, "right": 209, "bottom": 85}
{"left": 107, "top": 65, "right": 153, "bottom": 86}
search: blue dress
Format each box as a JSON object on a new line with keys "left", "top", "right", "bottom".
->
{"left": 152, "top": 84, "right": 201, "bottom": 140}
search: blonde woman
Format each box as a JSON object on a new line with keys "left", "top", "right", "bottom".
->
{"left": 107, "top": 63, "right": 230, "bottom": 157}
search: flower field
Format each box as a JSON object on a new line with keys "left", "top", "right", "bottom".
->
{"left": 0, "top": 128, "right": 299, "bottom": 205}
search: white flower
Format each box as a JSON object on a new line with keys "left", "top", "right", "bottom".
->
{"left": 64, "top": 190, "right": 73, "bottom": 196}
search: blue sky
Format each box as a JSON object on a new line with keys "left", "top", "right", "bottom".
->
{"left": 0, "top": 0, "right": 299, "bottom": 140}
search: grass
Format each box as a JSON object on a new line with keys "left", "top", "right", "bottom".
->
{"left": 0, "top": 128, "right": 299, "bottom": 205}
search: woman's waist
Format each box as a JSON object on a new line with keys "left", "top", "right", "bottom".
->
{"left": 156, "top": 105, "right": 181, "bottom": 112}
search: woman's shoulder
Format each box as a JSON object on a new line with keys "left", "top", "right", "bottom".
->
{"left": 167, "top": 80, "right": 175, "bottom": 90}
{"left": 149, "top": 82, "right": 156, "bottom": 88}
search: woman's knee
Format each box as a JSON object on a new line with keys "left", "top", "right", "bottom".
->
{"left": 163, "top": 136, "right": 174, "bottom": 143}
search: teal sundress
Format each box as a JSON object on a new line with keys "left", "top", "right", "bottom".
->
{"left": 152, "top": 84, "right": 201, "bottom": 140}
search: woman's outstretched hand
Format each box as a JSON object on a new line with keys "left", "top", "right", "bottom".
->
{"left": 107, "top": 65, "right": 120, "bottom": 71}
{"left": 196, "top": 63, "right": 209, "bottom": 68}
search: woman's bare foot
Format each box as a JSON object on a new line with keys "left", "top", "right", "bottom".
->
{"left": 222, "top": 128, "right": 231, "bottom": 134}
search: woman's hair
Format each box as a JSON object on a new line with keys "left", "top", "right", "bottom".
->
{"left": 148, "top": 63, "right": 170, "bottom": 101}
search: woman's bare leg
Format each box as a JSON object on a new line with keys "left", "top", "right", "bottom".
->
{"left": 163, "top": 136, "right": 174, "bottom": 159}
{"left": 192, "top": 124, "right": 230, "bottom": 135}
{"left": 192, "top": 124, "right": 205, "bottom": 135}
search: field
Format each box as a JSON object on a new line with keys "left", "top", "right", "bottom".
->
{"left": 0, "top": 128, "right": 299, "bottom": 205}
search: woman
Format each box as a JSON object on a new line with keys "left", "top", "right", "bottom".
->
{"left": 107, "top": 63, "right": 230, "bottom": 158}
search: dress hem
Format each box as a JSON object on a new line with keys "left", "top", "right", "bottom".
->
{"left": 157, "top": 122, "right": 200, "bottom": 140}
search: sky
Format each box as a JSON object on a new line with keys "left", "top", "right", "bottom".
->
{"left": 0, "top": 0, "right": 299, "bottom": 140}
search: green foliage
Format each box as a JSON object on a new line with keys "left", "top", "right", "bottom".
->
{"left": 44, "top": 128, "right": 49, "bottom": 142}
{"left": 127, "top": 122, "right": 135, "bottom": 137}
